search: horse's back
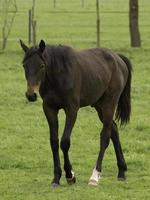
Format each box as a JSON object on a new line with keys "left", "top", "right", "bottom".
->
{"left": 75, "top": 48, "right": 129, "bottom": 107}
{"left": 82, "top": 47, "right": 128, "bottom": 85}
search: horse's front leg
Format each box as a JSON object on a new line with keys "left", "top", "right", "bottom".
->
{"left": 60, "top": 108, "right": 77, "bottom": 185}
{"left": 43, "top": 102, "right": 62, "bottom": 187}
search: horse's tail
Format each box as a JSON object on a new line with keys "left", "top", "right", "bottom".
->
{"left": 115, "top": 54, "right": 132, "bottom": 125}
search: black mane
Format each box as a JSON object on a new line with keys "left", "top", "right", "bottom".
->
{"left": 23, "top": 46, "right": 45, "bottom": 64}
{"left": 44, "top": 45, "right": 75, "bottom": 72}
{"left": 22, "top": 46, "right": 38, "bottom": 63}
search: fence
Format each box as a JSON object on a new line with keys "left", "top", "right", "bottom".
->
{"left": 0, "top": 0, "right": 150, "bottom": 50}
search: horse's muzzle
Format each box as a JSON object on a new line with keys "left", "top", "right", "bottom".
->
{"left": 25, "top": 92, "right": 37, "bottom": 102}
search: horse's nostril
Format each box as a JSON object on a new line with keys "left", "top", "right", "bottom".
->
{"left": 25, "top": 92, "right": 37, "bottom": 102}
{"left": 33, "top": 93, "right": 37, "bottom": 100}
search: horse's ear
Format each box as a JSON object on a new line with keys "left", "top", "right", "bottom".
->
{"left": 39, "top": 40, "right": 45, "bottom": 53}
{"left": 20, "top": 40, "right": 29, "bottom": 52}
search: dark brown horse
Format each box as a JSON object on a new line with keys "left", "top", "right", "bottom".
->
{"left": 20, "top": 40, "right": 132, "bottom": 187}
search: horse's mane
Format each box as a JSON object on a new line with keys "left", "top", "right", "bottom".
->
{"left": 23, "top": 45, "right": 48, "bottom": 64}
{"left": 45, "top": 45, "right": 76, "bottom": 72}
{"left": 22, "top": 46, "right": 38, "bottom": 63}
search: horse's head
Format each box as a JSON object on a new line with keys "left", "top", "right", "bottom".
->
{"left": 20, "top": 40, "right": 46, "bottom": 102}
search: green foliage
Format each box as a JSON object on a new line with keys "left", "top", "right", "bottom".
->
{"left": 0, "top": 0, "right": 150, "bottom": 199}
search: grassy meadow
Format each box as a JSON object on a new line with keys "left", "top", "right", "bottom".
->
{"left": 0, "top": 0, "right": 150, "bottom": 199}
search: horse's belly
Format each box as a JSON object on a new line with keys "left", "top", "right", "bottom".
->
{"left": 79, "top": 83, "right": 106, "bottom": 107}
{"left": 79, "top": 64, "right": 111, "bottom": 107}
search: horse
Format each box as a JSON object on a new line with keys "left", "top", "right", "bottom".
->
{"left": 20, "top": 39, "right": 132, "bottom": 187}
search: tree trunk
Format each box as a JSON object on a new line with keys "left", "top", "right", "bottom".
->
{"left": 129, "top": 0, "right": 141, "bottom": 47}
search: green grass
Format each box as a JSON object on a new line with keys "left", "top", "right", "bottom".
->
{"left": 0, "top": 0, "right": 150, "bottom": 200}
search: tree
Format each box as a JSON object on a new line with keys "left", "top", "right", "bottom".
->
{"left": 129, "top": 0, "right": 141, "bottom": 47}
{"left": 0, "top": 0, "right": 17, "bottom": 51}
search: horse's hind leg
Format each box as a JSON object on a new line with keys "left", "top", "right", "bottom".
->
{"left": 89, "top": 102, "right": 114, "bottom": 185}
{"left": 89, "top": 101, "right": 127, "bottom": 186}
{"left": 60, "top": 108, "right": 77, "bottom": 185}
{"left": 111, "top": 121, "right": 127, "bottom": 180}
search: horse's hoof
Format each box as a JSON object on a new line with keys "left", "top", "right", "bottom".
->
{"left": 88, "top": 179, "right": 99, "bottom": 186}
{"left": 66, "top": 171, "right": 76, "bottom": 185}
{"left": 118, "top": 176, "right": 126, "bottom": 181}
{"left": 66, "top": 176, "right": 76, "bottom": 185}
{"left": 118, "top": 171, "right": 126, "bottom": 181}
{"left": 51, "top": 182, "right": 60, "bottom": 188}
{"left": 88, "top": 168, "right": 101, "bottom": 186}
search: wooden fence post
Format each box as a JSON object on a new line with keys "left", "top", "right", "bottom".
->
{"left": 28, "top": 9, "right": 32, "bottom": 45}
{"left": 96, "top": 0, "right": 100, "bottom": 47}
{"left": 32, "top": 20, "right": 36, "bottom": 46}
{"left": 28, "top": 0, "right": 37, "bottom": 46}
{"left": 32, "top": 0, "right": 36, "bottom": 45}
{"left": 32, "top": 0, "right": 36, "bottom": 18}
{"left": 81, "top": 0, "right": 84, "bottom": 8}
{"left": 54, "top": 0, "right": 56, "bottom": 8}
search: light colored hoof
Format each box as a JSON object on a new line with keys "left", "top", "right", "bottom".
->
{"left": 88, "top": 168, "right": 101, "bottom": 186}
{"left": 88, "top": 179, "right": 99, "bottom": 186}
